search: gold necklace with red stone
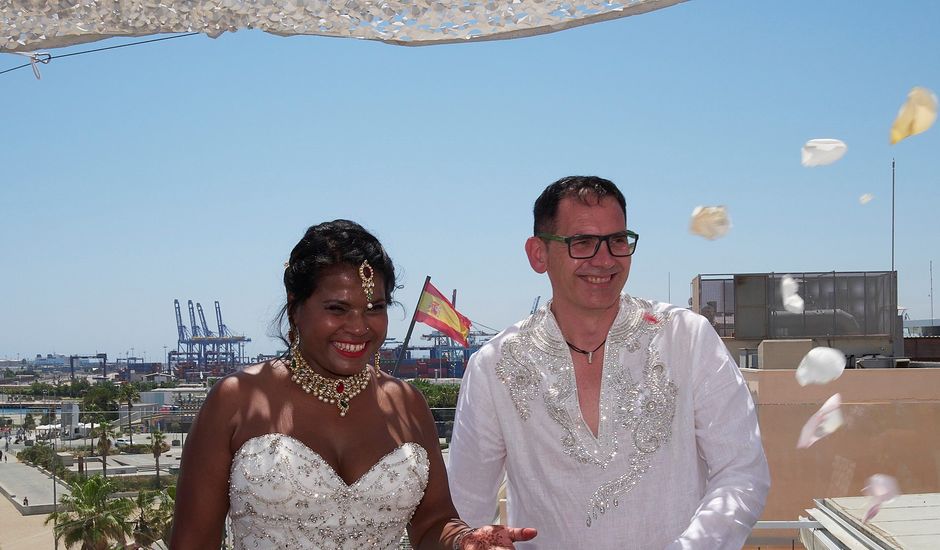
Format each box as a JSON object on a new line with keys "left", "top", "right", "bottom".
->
{"left": 289, "top": 339, "right": 371, "bottom": 417}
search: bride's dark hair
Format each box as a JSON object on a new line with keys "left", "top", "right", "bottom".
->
{"left": 273, "top": 220, "right": 397, "bottom": 349}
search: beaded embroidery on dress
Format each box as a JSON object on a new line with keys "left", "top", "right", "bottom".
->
{"left": 229, "top": 434, "right": 429, "bottom": 549}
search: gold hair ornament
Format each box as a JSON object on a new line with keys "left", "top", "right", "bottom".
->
{"left": 359, "top": 260, "right": 376, "bottom": 309}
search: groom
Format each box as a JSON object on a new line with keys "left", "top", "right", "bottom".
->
{"left": 448, "top": 176, "right": 769, "bottom": 548}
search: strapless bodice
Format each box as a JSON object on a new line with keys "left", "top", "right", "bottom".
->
{"left": 228, "top": 433, "right": 429, "bottom": 549}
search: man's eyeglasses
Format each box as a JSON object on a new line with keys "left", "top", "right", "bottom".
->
{"left": 537, "top": 230, "right": 639, "bottom": 259}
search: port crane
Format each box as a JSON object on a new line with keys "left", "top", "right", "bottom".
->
{"left": 171, "top": 299, "right": 251, "bottom": 379}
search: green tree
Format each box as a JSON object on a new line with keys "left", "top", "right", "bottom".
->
{"left": 131, "top": 490, "right": 160, "bottom": 548}
{"left": 45, "top": 475, "right": 134, "bottom": 550}
{"left": 23, "top": 412, "right": 36, "bottom": 431}
{"left": 94, "top": 421, "right": 116, "bottom": 479}
{"left": 67, "top": 378, "right": 92, "bottom": 399}
{"left": 157, "top": 485, "right": 176, "bottom": 544}
{"left": 28, "top": 381, "right": 55, "bottom": 397}
{"left": 40, "top": 410, "right": 57, "bottom": 425}
{"left": 81, "top": 403, "right": 104, "bottom": 452}
{"left": 82, "top": 382, "right": 119, "bottom": 422}
{"left": 135, "top": 381, "right": 157, "bottom": 392}
{"left": 150, "top": 430, "right": 167, "bottom": 489}
{"left": 117, "top": 383, "right": 140, "bottom": 445}
{"left": 409, "top": 379, "right": 460, "bottom": 408}
{"left": 131, "top": 486, "right": 175, "bottom": 548}
{"left": 17, "top": 442, "right": 65, "bottom": 476}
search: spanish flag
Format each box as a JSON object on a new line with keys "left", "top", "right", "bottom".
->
{"left": 415, "top": 281, "right": 472, "bottom": 347}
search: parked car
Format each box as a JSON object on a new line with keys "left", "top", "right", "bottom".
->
{"left": 114, "top": 437, "right": 131, "bottom": 448}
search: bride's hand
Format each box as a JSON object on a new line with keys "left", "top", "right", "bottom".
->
{"left": 458, "top": 525, "right": 537, "bottom": 549}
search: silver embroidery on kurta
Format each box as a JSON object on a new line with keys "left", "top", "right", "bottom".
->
{"left": 495, "top": 295, "right": 679, "bottom": 526}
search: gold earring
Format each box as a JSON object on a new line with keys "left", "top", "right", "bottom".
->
{"left": 374, "top": 350, "right": 382, "bottom": 371}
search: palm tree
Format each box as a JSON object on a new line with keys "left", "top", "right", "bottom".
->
{"left": 150, "top": 430, "right": 166, "bottom": 489}
{"left": 156, "top": 485, "right": 175, "bottom": 544}
{"left": 131, "top": 490, "right": 160, "bottom": 548}
{"left": 132, "top": 486, "right": 175, "bottom": 549}
{"left": 45, "top": 475, "right": 134, "bottom": 550}
{"left": 82, "top": 403, "right": 103, "bottom": 451}
{"left": 117, "top": 383, "right": 140, "bottom": 446}
{"left": 94, "top": 421, "right": 116, "bottom": 479}
{"left": 23, "top": 412, "right": 36, "bottom": 432}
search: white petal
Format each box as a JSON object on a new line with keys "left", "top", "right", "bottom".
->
{"left": 859, "top": 193, "right": 874, "bottom": 205}
{"left": 784, "top": 294, "right": 805, "bottom": 314}
{"left": 795, "top": 347, "right": 846, "bottom": 386}
{"left": 862, "top": 474, "right": 900, "bottom": 522}
{"left": 801, "top": 138, "right": 848, "bottom": 167}
{"left": 689, "top": 205, "right": 732, "bottom": 240}
{"left": 797, "top": 393, "right": 843, "bottom": 448}
{"left": 890, "top": 87, "right": 938, "bottom": 145}
{"left": 781, "top": 275, "right": 799, "bottom": 298}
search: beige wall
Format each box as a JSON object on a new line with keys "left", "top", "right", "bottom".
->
{"left": 743, "top": 368, "right": 940, "bottom": 535}
{"left": 724, "top": 335, "right": 893, "bottom": 368}
{"left": 757, "top": 339, "right": 813, "bottom": 370}
{"left": 722, "top": 337, "right": 762, "bottom": 365}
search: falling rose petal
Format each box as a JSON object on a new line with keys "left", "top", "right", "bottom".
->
{"left": 643, "top": 311, "right": 660, "bottom": 324}
{"left": 862, "top": 474, "right": 900, "bottom": 523}
{"left": 801, "top": 139, "right": 848, "bottom": 167}
{"left": 781, "top": 275, "right": 799, "bottom": 298}
{"left": 781, "top": 276, "right": 804, "bottom": 313}
{"left": 784, "top": 294, "right": 805, "bottom": 314}
{"left": 689, "top": 206, "right": 731, "bottom": 240}
{"left": 796, "top": 347, "right": 846, "bottom": 386}
{"left": 797, "top": 393, "right": 843, "bottom": 449}
{"left": 890, "top": 87, "right": 938, "bottom": 145}
{"left": 859, "top": 193, "right": 874, "bottom": 205}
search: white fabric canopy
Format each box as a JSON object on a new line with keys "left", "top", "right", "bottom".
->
{"left": 1, "top": 0, "right": 686, "bottom": 52}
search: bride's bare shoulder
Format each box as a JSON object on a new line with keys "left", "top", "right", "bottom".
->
{"left": 205, "top": 359, "right": 290, "bottom": 407}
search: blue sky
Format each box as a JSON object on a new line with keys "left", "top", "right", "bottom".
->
{"left": 2, "top": 0, "right": 939, "bottom": 362}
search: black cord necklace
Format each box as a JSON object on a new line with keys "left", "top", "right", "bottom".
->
{"left": 565, "top": 339, "right": 606, "bottom": 364}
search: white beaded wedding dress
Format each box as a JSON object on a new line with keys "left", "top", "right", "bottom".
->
{"left": 228, "top": 433, "right": 429, "bottom": 549}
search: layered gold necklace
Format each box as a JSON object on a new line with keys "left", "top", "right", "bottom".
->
{"left": 289, "top": 339, "right": 371, "bottom": 416}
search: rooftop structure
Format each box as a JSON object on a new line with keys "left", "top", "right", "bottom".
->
{"left": 692, "top": 271, "right": 902, "bottom": 368}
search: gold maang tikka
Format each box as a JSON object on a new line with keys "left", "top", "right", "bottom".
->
{"left": 359, "top": 260, "right": 382, "bottom": 372}
{"left": 359, "top": 260, "right": 375, "bottom": 309}
{"left": 360, "top": 260, "right": 383, "bottom": 370}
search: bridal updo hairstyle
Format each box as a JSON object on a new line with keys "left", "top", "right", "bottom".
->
{"left": 275, "top": 219, "right": 397, "bottom": 347}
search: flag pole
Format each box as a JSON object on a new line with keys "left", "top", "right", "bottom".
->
{"left": 450, "top": 289, "right": 459, "bottom": 347}
{"left": 394, "top": 276, "right": 430, "bottom": 377}
{"left": 891, "top": 158, "right": 895, "bottom": 272}
{"left": 447, "top": 289, "right": 459, "bottom": 377}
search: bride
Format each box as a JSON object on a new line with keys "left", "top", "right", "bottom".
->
{"left": 171, "top": 220, "right": 536, "bottom": 549}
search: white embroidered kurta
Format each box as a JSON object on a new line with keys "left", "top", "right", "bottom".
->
{"left": 448, "top": 295, "right": 769, "bottom": 549}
